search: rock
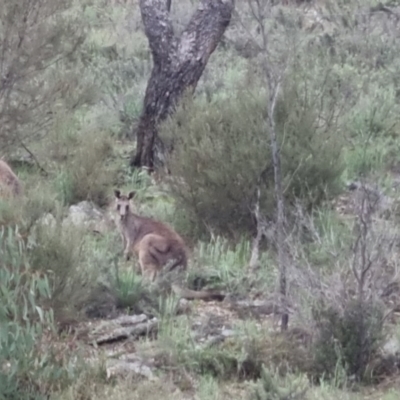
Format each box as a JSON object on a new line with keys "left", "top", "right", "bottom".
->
{"left": 106, "top": 359, "right": 155, "bottom": 380}
{"left": 113, "top": 314, "right": 148, "bottom": 326}
{"left": 37, "top": 212, "right": 57, "bottom": 228}
{"left": 221, "top": 329, "right": 235, "bottom": 338}
{"left": 106, "top": 353, "right": 155, "bottom": 380}
{"left": 62, "top": 201, "right": 111, "bottom": 234}
{"left": 383, "top": 336, "right": 400, "bottom": 356}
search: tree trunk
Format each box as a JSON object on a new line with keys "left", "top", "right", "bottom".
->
{"left": 131, "top": 0, "right": 235, "bottom": 169}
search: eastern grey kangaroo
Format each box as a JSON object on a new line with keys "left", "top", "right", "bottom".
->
{"left": 114, "top": 189, "right": 188, "bottom": 281}
{"left": 113, "top": 189, "right": 224, "bottom": 301}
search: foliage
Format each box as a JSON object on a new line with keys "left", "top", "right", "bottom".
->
{"left": 112, "top": 267, "right": 146, "bottom": 312}
{"left": 250, "top": 366, "right": 308, "bottom": 400}
{"left": 0, "top": 227, "right": 80, "bottom": 399}
{"left": 54, "top": 129, "right": 116, "bottom": 207}
{"left": 155, "top": 317, "right": 311, "bottom": 382}
{"left": 2, "top": 0, "right": 400, "bottom": 398}
{"left": 312, "top": 299, "right": 385, "bottom": 383}
{"left": 156, "top": 316, "right": 256, "bottom": 380}
{"left": 0, "top": 0, "right": 91, "bottom": 155}
{"left": 161, "top": 63, "right": 345, "bottom": 236}
{"left": 343, "top": 86, "right": 400, "bottom": 178}
{"left": 27, "top": 220, "right": 102, "bottom": 322}
{"left": 190, "top": 235, "right": 275, "bottom": 295}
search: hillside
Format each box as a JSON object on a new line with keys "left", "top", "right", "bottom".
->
{"left": 1, "top": 0, "right": 400, "bottom": 399}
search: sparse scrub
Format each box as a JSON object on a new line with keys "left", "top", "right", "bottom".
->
{"left": 0, "top": 227, "right": 84, "bottom": 399}
{"left": 112, "top": 267, "right": 146, "bottom": 312}
{"left": 154, "top": 317, "right": 311, "bottom": 382}
{"left": 54, "top": 129, "right": 116, "bottom": 207}
{"left": 298, "top": 209, "right": 353, "bottom": 270}
{"left": 2, "top": 0, "right": 400, "bottom": 398}
{"left": 289, "top": 187, "right": 395, "bottom": 383}
{"left": 344, "top": 87, "right": 400, "bottom": 178}
{"left": 82, "top": 1, "right": 152, "bottom": 135}
{"left": 27, "top": 221, "right": 103, "bottom": 323}
{"left": 191, "top": 236, "right": 276, "bottom": 295}
{"left": 312, "top": 299, "right": 385, "bottom": 384}
{"left": 0, "top": 0, "right": 91, "bottom": 155}
{"left": 250, "top": 366, "right": 308, "bottom": 400}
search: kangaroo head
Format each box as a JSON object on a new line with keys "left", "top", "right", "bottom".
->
{"left": 114, "top": 189, "right": 135, "bottom": 219}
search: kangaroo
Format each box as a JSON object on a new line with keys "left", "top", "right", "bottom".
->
{"left": 113, "top": 189, "right": 224, "bottom": 301}
{"left": 0, "top": 159, "right": 23, "bottom": 198}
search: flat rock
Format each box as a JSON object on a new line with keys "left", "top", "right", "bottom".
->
{"left": 106, "top": 358, "right": 155, "bottom": 380}
{"left": 63, "top": 201, "right": 111, "bottom": 234}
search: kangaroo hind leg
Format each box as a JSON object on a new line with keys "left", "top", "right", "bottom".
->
{"left": 138, "top": 246, "right": 160, "bottom": 283}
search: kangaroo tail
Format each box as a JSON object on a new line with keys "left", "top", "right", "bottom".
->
{"left": 171, "top": 284, "right": 225, "bottom": 302}
{"left": 165, "top": 250, "right": 188, "bottom": 273}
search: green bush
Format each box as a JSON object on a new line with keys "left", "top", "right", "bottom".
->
{"left": 250, "top": 366, "right": 308, "bottom": 400}
{"left": 0, "top": 0, "right": 90, "bottom": 154}
{"left": 312, "top": 299, "right": 385, "bottom": 383}
{"left": 0, "top": 227, "right": 79, "bottom": 399}
{"left": 161, "top": 71, "right": 344, "bottom": 236}
{"left": 27, "top": 221, "right": 101, "bottom": 323}
{"left": 54, "top": 129, "right": 116, "bottom": 207}
{"left": 112, "top": 268, "right": 146, "bottom": 311}
{"left": 343, "top": 86, "right": 400, "bottom": 178}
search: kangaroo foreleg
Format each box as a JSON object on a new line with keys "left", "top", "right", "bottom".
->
{"left": 123, "top": 238, "right": 132, "bottom": 261}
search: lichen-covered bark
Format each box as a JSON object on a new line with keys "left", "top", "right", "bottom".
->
{"left": 131, "top": 0, "right": 235, "bottom": 169}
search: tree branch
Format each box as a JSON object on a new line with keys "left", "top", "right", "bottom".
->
{"left": 139, "top": 0, "right": 175, "bottom": 64}
{"left": 177, "top": 0, "right": 234, "bottom": 66}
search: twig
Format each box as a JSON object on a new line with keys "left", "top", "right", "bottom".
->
{"left": 18, "top": 140, "right": 48, "bottom": 177}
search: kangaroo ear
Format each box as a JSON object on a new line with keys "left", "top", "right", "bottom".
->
{"left": 128, "top": 191, "right": 136, "bottom": 200}
{"left": 114, "top": 189, "right": 121, "bottom": 199}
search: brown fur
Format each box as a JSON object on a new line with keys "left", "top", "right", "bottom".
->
{"left": 113, "top": 189, "right": 224, "bottom": 301}
{"left": 0, "top": 160, "right": 23, "bottom": 198}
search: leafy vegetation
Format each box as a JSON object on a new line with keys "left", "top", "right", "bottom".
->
{"left": 161, "top": 66, "right": 344, "bottom": 236}
{"left": 1, "top": 0, "right": 400, "bottom": 399}
{"left": 0, "top": 227, "right": 84, "bottom": 399}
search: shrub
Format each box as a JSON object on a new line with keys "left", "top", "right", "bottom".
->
{"left": 0, "top": 227, "right": 80, "bottom": 399}
{"left": 343, "top": 86, "right": 400, "bottom": 178}
{"left": 190, "top": 235, "right": 276, "bottom": 296}
{"left": 54, "top": 129, "right": 116, "bottom": 207}
{"left": 0, "top": 0, "right": 90, "bottom": 154}
{"left": 312, "top": 299, "right": 385, "bottom": 383}
{"left": 155, "top": 316, "right": 311, "bottom": 382}
{"left": 250, "top": 366, "right": 308, "bottom": 400}
{"left": 112, "top": 268, "right": 146, "bottom": 312}
{"left": 27, "top": 220, "right": 101, "bottom": 323}
{"left": 161, "top": 68, "right": 344, "bottom": 236}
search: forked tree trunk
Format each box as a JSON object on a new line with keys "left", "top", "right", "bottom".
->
{"left": 130, "top": 0, "right": 235, "bottom": 169}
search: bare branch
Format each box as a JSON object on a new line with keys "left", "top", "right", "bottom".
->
{"left": 249, "top": 185, "right": 264, "bottom": 270}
